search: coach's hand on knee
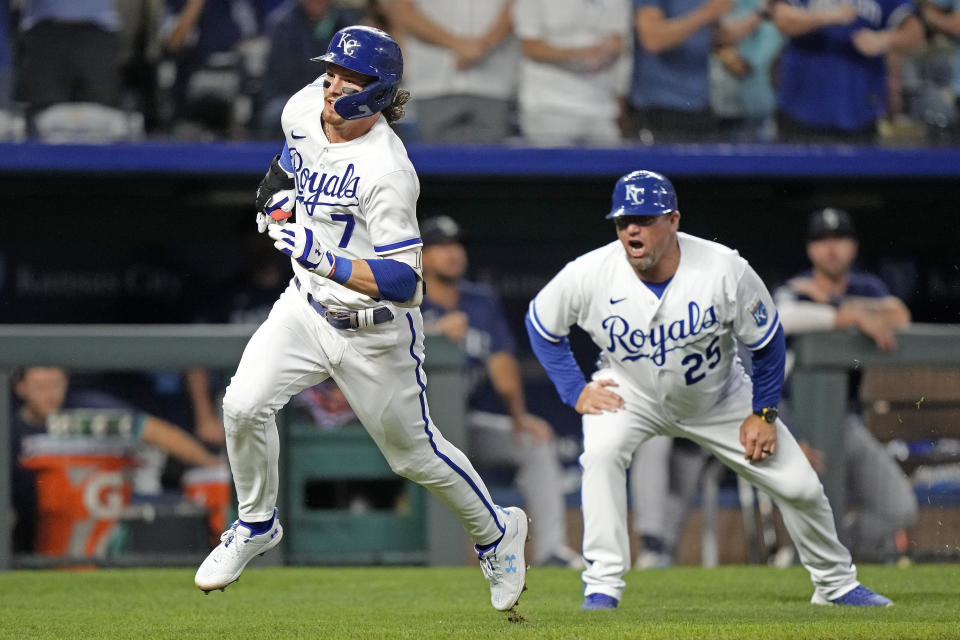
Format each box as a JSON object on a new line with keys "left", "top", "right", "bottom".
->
{"left": 575, "top": 379, "right": 624, "bottom": 415}
{"left": 740, "top": 415, "right": 776, "bottom": 463}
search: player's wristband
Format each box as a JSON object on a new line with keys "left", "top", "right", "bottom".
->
{"left": 327, "top": 252, "right": 353, "bottom": 284}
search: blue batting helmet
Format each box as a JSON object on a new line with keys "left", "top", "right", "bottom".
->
{"left": 606, "top": 170, "right": 678, "bottom": 219}
{"left": 311, "top": 26, "right": 403, "bottom": 120}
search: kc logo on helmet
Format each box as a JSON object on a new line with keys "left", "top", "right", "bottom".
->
{"left": 625, "top": 185, "right": 645, "bottom": 205}
{"left": 337, "top": 33, "right": 360, "bottom": 56}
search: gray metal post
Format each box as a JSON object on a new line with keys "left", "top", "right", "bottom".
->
{"left": 790, "top": 366, "right": 851, "bottom": 528}
{"left": 422, "top": 336, "right": 470, "bottom": 566}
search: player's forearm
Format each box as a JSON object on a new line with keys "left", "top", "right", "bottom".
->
{"left": 637, "top": 7, "right": 715, "bottom": 53}
{"left": 323, "top": 258, "right": 414, "bottom": 303}
{"left": 887, "top": 16, "right": 924, "bottom": 53}
{"left": 166, "top": 0, "right": 206, "bottom": 52}
{"left": 843, "top": 296, "right": 911, "bottom": 327}
{"left": 772, "top": 2, "right": 845, "bottom": 36}
{"left": 778, "top": 300, "right": 838, "bottom": 334}
{"left": 184, "top": 367, "right": 219, "bottom": 423}
{"left": 482, "top": 1, "right": 514, "bottom": 49}
{"left": 141, "top": 416, "right": 219, "bottom": 468}
{"left": 391, "top": 0, "right": 463, "bottom": 50}
{"left": 488, "top": 351, "right": 527, "bottom": 419}
{"left": 519, "top": 38, "right": 586, "bottom": 63}
{"left": 924, "top": 6, "right": 960, "bottom": 36}
{"left": 525, "top": 314, "right": 586, "bottom": 408}
{"left": 750, "top": 325, "right": 785, "bottom": 412}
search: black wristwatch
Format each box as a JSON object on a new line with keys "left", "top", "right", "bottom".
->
{"left": 754, "top": 407, "right": 779, "bottom": 423}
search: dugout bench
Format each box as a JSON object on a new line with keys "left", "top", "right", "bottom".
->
{"left": 0, "top": 325, "right": 468, "bottom": 570}
{"left": 790, "top": 324, "right": 960, "bottom": 527}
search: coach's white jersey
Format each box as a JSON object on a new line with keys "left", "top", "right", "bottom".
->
{"left": 529, "top": 232, "right": 781, "bottom": 420}
{"left": 280, "top": 75, "right": 422, "bottom": 310}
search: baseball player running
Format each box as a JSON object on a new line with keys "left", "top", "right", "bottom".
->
{"left": 525, "top": 170, "right": 892, "bottom": 609}
{"left": 194, "top": 26, "right": 527, "bottom": 612}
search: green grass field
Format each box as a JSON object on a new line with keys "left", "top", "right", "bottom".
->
{"left": 1, "top": 565, "right": 958, "bottom": 639}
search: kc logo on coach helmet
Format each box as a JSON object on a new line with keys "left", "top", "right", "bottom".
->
{"left": 625, "top": 185, "right": 645, "bottom": 205}
{"left": 336, "top": 33, "right": 360, "bottom": 57}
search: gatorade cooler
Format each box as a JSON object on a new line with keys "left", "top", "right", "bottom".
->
{"left": 182, "top": 464, "right": 232, "bottom": 547}
{"left": 19, "top": 435, "right": 134, "bottom": 557}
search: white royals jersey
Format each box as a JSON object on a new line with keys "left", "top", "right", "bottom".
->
{"left": 280, "top": 75, "right": 422, "bottom": 310}
{"left": 528, "top": 233, "right": 781, "bottom": 420}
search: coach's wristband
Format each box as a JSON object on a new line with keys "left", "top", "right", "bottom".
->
{"left": 327, "top": 252, "right": 353, "bottom": 284}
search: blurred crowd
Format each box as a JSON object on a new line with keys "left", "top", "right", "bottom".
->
{"left": 0, "top": 0, "right": 958, "bottom": 144}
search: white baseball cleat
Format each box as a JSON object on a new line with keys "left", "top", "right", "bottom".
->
{"left": 477, "top": 506, "right": 529, "bottom": 611}
{"left": 195, "top": 508, "right": 283, "bottom": 593}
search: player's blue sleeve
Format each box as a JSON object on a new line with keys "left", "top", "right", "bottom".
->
{"left": 525, "top": 313, "right": 587, "bottom": 408}
{"left": 750, "top": 325, "right": 785, "bottom": 412}
{"left": 367, "top": 259, "right": 417, "bottom": 303}
{"left": 278, "top": 142, "right": 293, "bottom": 173}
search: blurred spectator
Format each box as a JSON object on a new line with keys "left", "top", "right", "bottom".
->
{"left": 630, "top": 0, "right": 760, "bottom": 142}
{"left": 360, "top": 0, "right": 394, "bottom": 32}
{"left": 10, "top": 366, "right": 222, "bottom": 553}
{"left": 160, "top": 0, "right": 262, "bottom": 136}
{"left": 390, "top": 0, "right": 517, "bottom": 143}
{"left": 14, "top": 0, "right": 121, "bottom": 126}
{"left": 253, "top": 0, "right": 363, "bottom": 133}
{"left": 419, "top": 216, "right": 583, "bottom": 568}
{"left": 710, "top": 0, "right": 783, "bottom": 142}
{"left": 772, "top": 0, "right": 924, "bottom": 144}
{"left": 513, "top": 0, "right": 631, "bottom": 146}
{"left": 921, "top": 0, "right": 960, "bottom": 133}
{"left": 116, "top": 0, "right": 165, "bottom": 132}
{"left": 0, "top": 0, "right": 11, "bottom": 111}
{"left": 773, "top": 208, "right": 917, "bottom": 562}
{"left": 629, "top": 436, "right": 710, "bottom": 568}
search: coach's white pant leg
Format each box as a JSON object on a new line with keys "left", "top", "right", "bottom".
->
{"left": 222, "top": 287, "right": 330, "bottom": 522}
{"left": 678, "top": 394, "right": 858, "bottom": 600}
{"left": 580, "top": 408, "right": 652, "bottom": 601}
{"left": 333, "top": 311, "right": 503, "bottom": 545}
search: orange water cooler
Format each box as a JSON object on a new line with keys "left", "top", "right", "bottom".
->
{"left": 19, "top": 435, "right": 134, "bottom": 557}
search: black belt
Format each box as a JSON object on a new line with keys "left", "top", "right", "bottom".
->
{"left": 294, "top": 277, "right": 394, "bottom": 330}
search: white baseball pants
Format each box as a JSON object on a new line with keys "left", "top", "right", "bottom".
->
{"left": 580, "top": 369, "right": 858, "bottom": 602}
{"left": 221, "top": 284, "right": 504, "bottom": 545}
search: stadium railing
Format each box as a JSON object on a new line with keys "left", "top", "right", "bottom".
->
{"left": 791, "top": 324, "right": 960, "bottom": 530}
{"left": 4, "top": 141, "right": 960, "bottom": 177}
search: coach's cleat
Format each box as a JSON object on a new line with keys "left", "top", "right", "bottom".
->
{"left": 581, "top": 593, "right": 619, "bottom": 610}
{"left": 195, "top": 508, "right": 283, "bottom": 593}
{"left": 811, "top": 585, "right": 893, "bottom": 607}
{"left": 477, "top": 506, "right": 529, "bottom": 611}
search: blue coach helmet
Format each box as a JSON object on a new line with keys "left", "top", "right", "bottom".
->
{"left": 311, "top": 26, "right": 403, "bottom": 120}
{"left": 606, "top": 170, "right": 678, "bottom": 219}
